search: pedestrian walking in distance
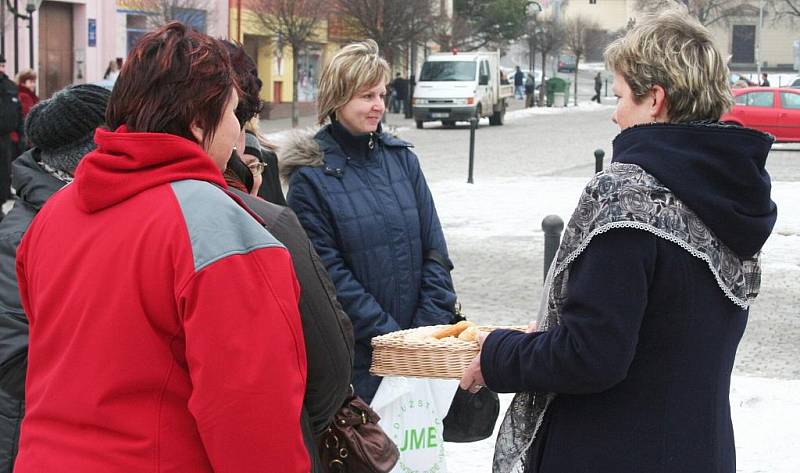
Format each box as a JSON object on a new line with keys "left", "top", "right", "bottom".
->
{"left": 13, "top": 22, "right": 309, "bottom": 472}
{"left": 591, "top": 72, "right": 603, "bottom": 103}
{"left": 514, "top": 66, "right": 525, "bottom": 100}
{"left": 462, "top": 8, "right": 776, "bottom": 473}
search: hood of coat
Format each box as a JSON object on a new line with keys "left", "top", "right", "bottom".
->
{"left": 278, "top": 124, "right": 411, "bottom": 183}
{"left": 612, "top": 123, "right": 776, "bottom": 259}
{"left": 73, "top": 126, "right": 226, "bottom": 213}
{"left": 11, "top": 149, "right": 66, "bottom": 211}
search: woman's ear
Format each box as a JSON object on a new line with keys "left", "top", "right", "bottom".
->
{"left": 650, "top": 85, "right": 669, "bottom": 122}
{"left": 190, "top": 122, "right": 204, "bottom": 145}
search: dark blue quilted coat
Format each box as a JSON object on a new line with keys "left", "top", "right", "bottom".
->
{"left": 285, "top": 123, "right": 456, "bottom": 403}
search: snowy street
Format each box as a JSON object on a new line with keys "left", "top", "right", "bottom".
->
{"left": 372, "top": 101, "right": 800, "bottom": 472}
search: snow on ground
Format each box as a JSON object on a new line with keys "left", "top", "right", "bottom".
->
{"left": 443, "top": 376, "right": 800, "bottom": 473}
{"left": 431, "top": 175, "right": 800, "bottom": 472}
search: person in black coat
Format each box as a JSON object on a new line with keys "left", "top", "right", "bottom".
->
{"left": 0, "top": 55, "right": 24, "bottom": 208}
{"left": 0, "top": 84, "right": 111, "bottom": 472}
{"left": 224, "top": 42, "right": 354, "bottom": 473}
{"left": 591, "top": 72, "right": 602, "bottom": 103}
{"left": 461, "top": 10, "right": 777, "bottom": 473}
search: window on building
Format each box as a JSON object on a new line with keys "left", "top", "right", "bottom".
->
{"left": 174, "top": 8, "right": 207, "bottom": 33}
{"left": 126, "top": 14, "right": 149, "bottom": 54}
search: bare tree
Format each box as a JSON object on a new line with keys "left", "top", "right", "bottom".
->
{"left": 535, "top": 17, "right": 565, "bottom": 106}
{"left": 564, "top": 15, "right": 600, "bottom": 106}
{"left": 124, "top": 0, "right": 214, "bottom": 31}
{"left": 634, "top": 0, "right": 753, "bottom": 26}
{"left": 770, "top": 0, "right": 800, "bottom": 20}
{"left": 335, "top": 0, "right": 436, "bottom": 66}
{"left": 247, "top": 0, "right": 330, "bottom": 128}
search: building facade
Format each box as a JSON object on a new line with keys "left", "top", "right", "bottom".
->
{"left": 1, "top": 0, "right": 227, "bottom": 99}
{"left": 559, "top": 0, "right": 798, "bottom": 71}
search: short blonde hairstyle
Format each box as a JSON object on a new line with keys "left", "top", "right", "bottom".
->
{"left": 604, "top": 8, "right": 733, "bottom": 123}
{"left": 316, "top": 39, "right": 390, "bottom": 125}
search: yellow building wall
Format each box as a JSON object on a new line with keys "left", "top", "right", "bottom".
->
{"left": 230, "top": 6, "right": 332, "bottom": 103}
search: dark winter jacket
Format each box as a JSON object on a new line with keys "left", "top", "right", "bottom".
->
{"left": 230, "top": 188, "right": 354, "bottom": 473}
{"left": 282, "top": 122, "right": 456, "bottom": 403}
{"left": 0, "top": 74, "right": 22, "bottom": 137}
{"left": 514, "top": 70, "right": 525, "bottom": 86}
{"left": 0, "top": 150, "right": 65, "bottom": 472}
{"left": 482, "top": 123, "right": 776, "bottom": 473}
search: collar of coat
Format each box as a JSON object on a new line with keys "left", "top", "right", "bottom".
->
{"left": 277, "top": 123, "right": 411, "bottom": 182}
{"left": 491, "top": 162, "right": 762, "bottom": 473}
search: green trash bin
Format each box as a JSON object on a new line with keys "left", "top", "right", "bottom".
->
{"left": 546, "top": 78, "right": 569, "bottom": 107}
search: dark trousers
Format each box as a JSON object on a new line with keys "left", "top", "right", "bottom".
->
{"left": 591, "top": 88, "right": 602, "bottom": 103}
{"left": 0, "top": 135, "right": 15, "bottom": 204}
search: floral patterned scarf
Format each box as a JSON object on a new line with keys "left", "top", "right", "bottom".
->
{"left": 492, "top": 162, "right": 761, "bottom": 473}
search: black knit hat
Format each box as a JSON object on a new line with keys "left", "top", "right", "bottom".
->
{"left": 25, "top": 84, "right": 111, "bottom": 174}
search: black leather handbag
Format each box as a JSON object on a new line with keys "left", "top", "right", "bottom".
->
{"left": 442, "top": 386, "right": 500, "bottom": 442}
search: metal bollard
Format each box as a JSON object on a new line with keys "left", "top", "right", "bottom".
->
{"left": 467, "top": 117, "right": 477, "bottom": 184}
{"left": 604, "top": 78, "right": 608, "bottom": 97}
{"left": 542, "top": 215, "right": 564, "bottom": 281}
{"left": 594, "top": 148, "right": 605, "bottom": 173}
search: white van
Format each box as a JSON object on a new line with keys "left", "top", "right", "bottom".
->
{"left": 412, "top": 51, "right": 513, "bottom": 128}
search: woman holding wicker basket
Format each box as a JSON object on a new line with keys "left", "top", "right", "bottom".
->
{"left": 461, "top": 8, "right": 776, "bottom": 473}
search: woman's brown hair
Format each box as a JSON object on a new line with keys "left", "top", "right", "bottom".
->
{"left": 106, "top": 22, "right": 239, "bottom": 148}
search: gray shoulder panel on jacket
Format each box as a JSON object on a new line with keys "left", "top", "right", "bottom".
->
{"left": 170, "top": 180, "right": 284, "bottom": 272}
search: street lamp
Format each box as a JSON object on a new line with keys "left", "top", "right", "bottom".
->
{"left": 25, "top": 0, "right": 43, "bottom": 69}
{"left": 5, "top": 0, "right": 43, "bottom": 71}
{"left": 526, "top": 2, "right": 542, "bottom": 72}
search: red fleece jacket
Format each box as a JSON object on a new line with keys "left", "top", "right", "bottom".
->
{"left": 14, "top": 127, "right": 309, "bottom": 472}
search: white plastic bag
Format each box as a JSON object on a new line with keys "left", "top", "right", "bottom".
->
{"left": 371, "top": 377, "right": 459, "bottom": 473}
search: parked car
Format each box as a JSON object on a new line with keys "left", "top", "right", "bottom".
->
{"left": 791, "top": 78, "right": 800, "bottom": 89}
{"left": 557, "top": 54, "right": 577, "bottom": 73}
{"left": 721, "top": 87, "right": 800, "bottom": 142}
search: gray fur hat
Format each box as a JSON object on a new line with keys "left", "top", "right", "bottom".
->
{"left": 25, "top": 84, "right": 111, "bottom": 174}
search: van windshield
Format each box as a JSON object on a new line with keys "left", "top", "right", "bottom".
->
{"left": 419, "top": 61, "right": 476, "bottom": 81}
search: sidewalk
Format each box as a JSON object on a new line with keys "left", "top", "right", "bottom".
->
{"left": 259, "top": 97, "right": 531, "bottom": 136}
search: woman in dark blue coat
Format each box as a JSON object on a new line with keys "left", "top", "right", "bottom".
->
{"left": 282, "top": 40, "right": 456, "bottom": 403}
{"left": 460, "top": 9, "right": 777, "bottom": 473}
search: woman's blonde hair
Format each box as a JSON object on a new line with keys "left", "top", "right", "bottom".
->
{"left": 604, "top": 7, "right": 733, "bottom": 123}
{"left": 316, "top": 39, "right": 390, "bottom": 125}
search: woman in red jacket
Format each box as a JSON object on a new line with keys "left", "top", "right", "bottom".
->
{"left": 15, "top": 69, "right": 38, "bottom": 118}
{"left": 14, "top": 22, "right": 309, "bottom": 472}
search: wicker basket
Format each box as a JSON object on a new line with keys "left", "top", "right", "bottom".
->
{"left": 370, "top": 325, "right": 525, "bottom": 379}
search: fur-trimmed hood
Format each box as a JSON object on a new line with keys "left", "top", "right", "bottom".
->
{"left": 277, "top": 128, "right": 325, "bottom": 183}
{"left": 277, "top": 124, "right": 411, "bottom": 183}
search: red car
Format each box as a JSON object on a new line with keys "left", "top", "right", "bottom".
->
{"left": 721, "top": 87, "right": 800, "bottom": 142}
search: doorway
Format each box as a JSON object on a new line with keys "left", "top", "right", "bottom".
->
{"left": 38, "top": 1, "right": 74, "bottom": 98}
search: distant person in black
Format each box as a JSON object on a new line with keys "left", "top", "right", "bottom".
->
{"left": 390, "top": 73, "right": 409, "bottom": 114}
{"left": 0, "top": 55, "right": 24, "bottom": 209}
{"left": 591, "top": 72, "right": 603, "bottom": 103}
{"left": 514, "top": 66, "right": 525, "bottom": 99}
{"left": 760, "top": 72, "right": 770, "bottom": 87}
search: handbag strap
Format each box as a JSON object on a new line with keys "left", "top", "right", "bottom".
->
{"left": 424, "top": 249, "right": 454, "bottom": 272}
